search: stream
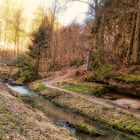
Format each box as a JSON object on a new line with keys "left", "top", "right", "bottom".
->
{"left": 6, "top": 83, "right": 140, "bottom": 140}
{"left": 97, "top": 91, "right": 140, "bottom": 111}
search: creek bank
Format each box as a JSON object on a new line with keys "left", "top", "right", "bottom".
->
{"left": 0, "top": 81, "right": 76, "bottom": 140}
{"left": 50, "top": 81, "right": 140, "bottom": 112}
{"left": 104, "top": 81, "right": 140, "bottom": 98}
{"left": 81, "top": 66, "right": 140, "bottom": 98}
{"left": 29, "top": 80, "right": 140, "bottom": 137}
{"left": 76, "top": 122, "right": 106, "bottom": 136}
{"left": 84, "top": 75, "right": 140, "bottom": 98}
{"left": 6, "top": 83, "right": 124, "bottom": 140}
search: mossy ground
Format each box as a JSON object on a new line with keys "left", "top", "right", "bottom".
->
{"left": 29, "top": 81, "right": 46, "bottom": 93}
{"left": 59, "top": 83, "right": 107, "bottom": 97}
{"left": 0, "top": 103, "right": 28, "bottom": 139}
{"left": 114, "top": 75, "right": 140, "bottom": 84}
{"left": 31, "top": 83, "right": 46, "bottom": 93}
{"left": 76, "top": 122, "right": 96, "bottom": 134}
{"left": 76, "top": 121, "right": 105, "bottom": 136}
{"left": 31, "top": 83, "right": 140, "bottom": 137}
{"left": 62, "top": 84, "right": 94, "bottom": 95}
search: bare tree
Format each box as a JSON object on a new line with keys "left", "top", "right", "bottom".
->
{"left": 132, "top": 0, "right": 140, "bottom": 64}
{"left": 11, "top": 7, "right": 24, "bottom": 55}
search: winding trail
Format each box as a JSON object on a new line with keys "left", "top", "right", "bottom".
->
{"left": 43, "top": 69, "right": 140, "bottom": 119}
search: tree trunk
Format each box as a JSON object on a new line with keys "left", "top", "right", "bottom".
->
{"left": 14, "top": 30, "right": 17, "bottom": 55}
{"left": 127, "top": 13, "right": 137, "bottom": 64}
{"left": 132, "top": 0, "right": 140, "bottom": 64}
{"left": 36, "top": 45, "right": 41, "bottom": 76}
{"left": 87, "top": 0, "right": 99, "bottom": 71}
{"left": 0, "top": 24, "right": 2, "bottom": 42}
{"left": 87, "top": 51, "right": 92, "bottom": 71}
{"left": 4, "top": 23, "right": 7, "bottom": 48}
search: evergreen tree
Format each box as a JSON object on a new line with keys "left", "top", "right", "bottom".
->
{"left": 14, "top": 17, "right": 51, "bottom": 82}
{"left": 28, "top": 18, "right": 51, "bottom": 75}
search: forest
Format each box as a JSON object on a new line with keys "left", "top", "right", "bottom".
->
{"left": 0, "top": 0, "right": 140, "bottom": 140}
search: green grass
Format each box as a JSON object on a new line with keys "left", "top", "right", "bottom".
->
{"left": 115, "top": 75, "right": 140, "bottom": 84}
{"left": 40, "top": 88, "right": 140, "bottom": 136}
{"left": 32, "top": 84, "right": 46, "bottom": 93}
{"left": 53, "top": 100, "right": 65, "bottom": 107}
{"left": 0, "top": 106, "right": 13, "bottom": 124}
{"left": 76, "top": 121, "right": 96, "bottom": 134}
{"left": 62, "top": 84, "right": 106, "bottom": 96}
{"left": 63, "top": 84, "right": 94, "bottom": 94}
{"left": 76, "top": 121, "right": 105, "bottom": 136}
{"left": 127, "top": 114, "right": 136, "bottom": 120}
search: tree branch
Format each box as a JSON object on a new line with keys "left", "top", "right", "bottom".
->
{"left": 69, "top": 0, "right": 95, "bottom": 10}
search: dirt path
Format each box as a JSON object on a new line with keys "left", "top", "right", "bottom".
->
{"left": 43, "top": 69, "right": 140, "bottom": 119}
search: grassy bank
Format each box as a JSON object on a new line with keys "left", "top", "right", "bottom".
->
{"left": 0, "top": 82, "right": 76, "bottom": 140}
{"left": 29, "top": 81, "right": 140, "bottom": 137}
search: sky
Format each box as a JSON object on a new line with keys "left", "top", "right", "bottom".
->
{"left": 0, "top": 0, "right": 89, "bottom": 26}
{"left": 24, "top": 0, "right": 89, "bottom": 26}
{"left": 0, "top": 0, "right": 89, "bottom": 50}
{"left": 57, "top": 1, "right": 89, "bottom": 25}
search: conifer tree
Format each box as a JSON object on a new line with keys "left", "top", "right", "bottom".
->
{"left": 28, "top": 17, "right": 51, "bottom": 75}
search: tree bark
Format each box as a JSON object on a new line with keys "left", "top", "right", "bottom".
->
{"left": 127, "top": 13, "right": 137, "bottom": 64}
{"left": 132, "top": 0, "right": 140, "bottom": 64}
{"left": 36, "top": 45, "right": 41, "bottom": 76}
{"left": 86, "top": 51, "right": 92, "bottom": 71}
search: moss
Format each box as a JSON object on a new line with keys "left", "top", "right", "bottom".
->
{"left": 63, "top": 84, "right": 93, "bottom": 93}
{"left": 53, "top": 100, "right": 65, "bottom": 107}
{"left": 111, "top": 121, "right": 140, "bottom": 135}
{"left": 76, "top": 122, "right": 97, "bottom": 135}
{"left": 111, "top": 121, "right": 133, "bottom": 133}
{"left": 35, "top": 85, "right": 140, "bottom": 136}
{"left": 127, "top": 114, "right": 136, "bottom": 120}
{"left": 31, "top": 84, "right": 46, "bottom": 93}
{"left": 0, "top": 128, "right": 3, "bottom": 139}
{"left": 131, "top": 127, "right": 140, "bottom": 134}
{"left": 114, "top": 133, "right": 140, "bottom": 140}
{"left": 114, "top": 122, "right": 128, "bottom": 129}
{"left": 115, "top": 75, "right": 140, "bottom": 84}
{"left": 62, "top": 84, "right": 104, "bottom": 96}
{"left": 62, "top": 83, "right": 110, "bottom": 97}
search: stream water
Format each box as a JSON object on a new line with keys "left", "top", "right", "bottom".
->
{"left": 6, "top": 84, "right": 140, "bottom": 140}
{"left": 99, "top": 92, "right": 140, "bottom": 111}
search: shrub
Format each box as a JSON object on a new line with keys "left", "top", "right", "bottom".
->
{"left": 13, "top": 55, "right": 38, "bottom": 83}
{"left": 90, "top": 51, "right": 101, "bottom": 71}
{"left": 98, "top": 65, "right": 110, "bottom": 80}
{"left": 70, "top": 58, "right": 83, "bottom": 66}
{"left": 116, "top": 75, "right": 140, "bottom": 84}
{"left": 32, "top": 84, "right": 46, "bottom": 93}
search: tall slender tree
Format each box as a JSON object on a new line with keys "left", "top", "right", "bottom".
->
{"left": 132, "top": 0, "right": 140, "bottom": 64}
